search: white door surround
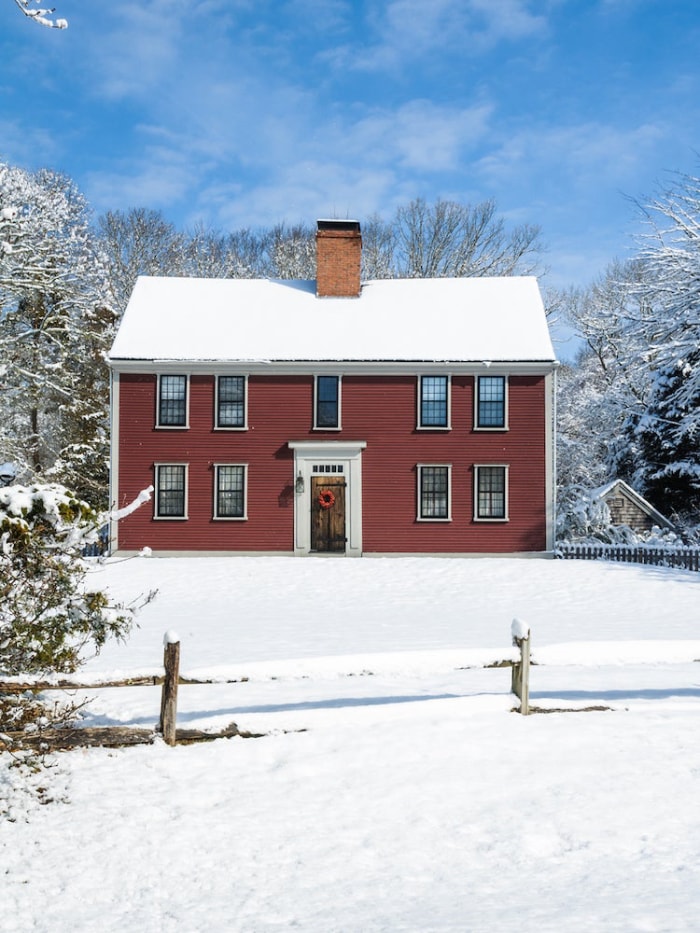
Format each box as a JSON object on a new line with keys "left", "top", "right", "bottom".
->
{"left": 288, "top": 440, "right": 366, "bottom": 556}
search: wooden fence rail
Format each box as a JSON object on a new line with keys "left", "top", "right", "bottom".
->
{"left": 7, "top": 627, "right": 698, "bottom": 751}
{"left": 557, "top": 543, "right": 700, "bottom": 572}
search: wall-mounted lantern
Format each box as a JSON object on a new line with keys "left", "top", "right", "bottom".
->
{"left": 295, "top": 471, "right": 305, "bottom": 494}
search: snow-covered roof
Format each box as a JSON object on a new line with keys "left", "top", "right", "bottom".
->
{"left": 108, "top": 275, "right": 556, "bottom": 364}
{"left": 593, "top": 479, "right": 675, "bottom": 529}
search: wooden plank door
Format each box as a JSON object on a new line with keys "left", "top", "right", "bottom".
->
{"left": 311, "top": 475, "right": 346, "bottom": 552}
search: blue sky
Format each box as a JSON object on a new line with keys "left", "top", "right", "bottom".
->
{"left": 2, "top": 0, "right": 699, "bottom": 294}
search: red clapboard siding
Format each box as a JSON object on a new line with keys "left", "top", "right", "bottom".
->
{"left": 116, "top": 371, "right": 548, "bottom": 553}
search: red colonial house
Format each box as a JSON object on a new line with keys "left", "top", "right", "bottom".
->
{"left": 108, "top": 220, "right": 557, "bottom": 557}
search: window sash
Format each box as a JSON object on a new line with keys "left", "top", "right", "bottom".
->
{"left": 158, "top": 375, "right": 187, "bottom": 426}
{"left": 155, "top": 465, "right": 186, "bottom": 517}
{"left": 419, "top": 376, "right": 449, "bottom": 428}
{"left": 477, "top": 376, "right": 506, "bottom": 428}
{"left": 315, "top": 376, "right": 340, "bottom": 428}
{"left": 215, "top": 465, "right": 246, "bottom": 518}
{"left": 217, "top": 376, "right": 246, "bottom": 428}
{"left": 476, "top": 466, "right": 507, "bottom": 519}
{"left": 419, "top": 465, "right": 450, "bottom": 520}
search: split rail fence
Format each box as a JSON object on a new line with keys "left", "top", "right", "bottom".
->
{"left": 4, "top": 624, "right": 699, "bottom": 750}
{"left": 557, "top": 543, "right": 700, "bottom": 572}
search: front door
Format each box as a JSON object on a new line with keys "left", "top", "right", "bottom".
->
{"left": 311, "top": 475, "right": 346, "bottom": 552}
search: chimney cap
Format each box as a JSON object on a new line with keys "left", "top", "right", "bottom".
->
{"left": 317, "top": 219, "right": 361, "bottom": 234}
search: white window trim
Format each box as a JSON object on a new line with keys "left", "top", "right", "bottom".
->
{"left": 416, "top": 463, "right": 452, "bottom": 522}
{"left": 154, "top": 463, "right": 189, "bottom": 520}
{"left": 473, "top": 464, "right": 509, "bottom": 522}
{"left": 474, "top": 374, "right": 508, "bottom": 431}
{"left": 213, "top": 463, "right": 248, "bottom": 521}
{"left": 417, "top": 375, "right": 451, "bottom": 431}
{"left": 214, "top": 375, "right": 248, "bottom": 431}
{"left": 313, "top": 375, "right": 342, "bottom": 431}
{"left": 156, "top": 374, "right": 190, "bottom": 429}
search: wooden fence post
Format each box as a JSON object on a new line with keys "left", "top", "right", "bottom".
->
{"left": 511, "top": 619, "right": 531, "bottom": 716}
{"left": 159, "top": 631, "right": 180, "bottom": 746}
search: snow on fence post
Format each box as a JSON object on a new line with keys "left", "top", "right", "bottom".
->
{"left": 159, "top": 631, "right": 180, "bottom": 746}
{"left": 511, "top": 619, "right": 531, "bottom": 716}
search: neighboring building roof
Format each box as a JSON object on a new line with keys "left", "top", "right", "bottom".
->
{"left": 594, "top": 479, "right": 675, "bottom": 531}
{"left": 108, "top": 275, "right": 556, "bottom": 364}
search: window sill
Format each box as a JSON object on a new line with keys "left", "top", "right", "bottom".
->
{"left": 213, "top": 516, "right": 248, "bottom": 521}
{"left": 153, "top": 515, "right": 188, "bottom": 521}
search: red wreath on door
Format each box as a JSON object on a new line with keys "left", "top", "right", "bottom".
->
{"left": 318, "top": 489, "right": 336, "bottom": 509}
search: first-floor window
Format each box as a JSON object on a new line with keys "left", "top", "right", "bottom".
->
{"left": 475, "top": 465, "right": 508, "bottom": 520}
{"left": 155, "top": 464, "right": 187, "bottom": 518}
{"left": 214, "top": 464, "right": 247, "bottom": 519}
{"left": 418, "top": 464, "right": 451, "bottom": 520}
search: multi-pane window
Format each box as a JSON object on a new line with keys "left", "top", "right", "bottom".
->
{"left": 157, "top": 375, "right": 188, "bottom": 427}
{"left": 155, "top": 464, "right": 187, "bottom": 518}
{"left": 216, "top": 376, "right": 246, "bottom": 428}
{"left": 476, "top": 376, "right": 506, "bottom": 429}
{"left": 418, "top": 465, "right": 451, "bottom": 520}
{"left": 214, "top": 464, "right": 247, "bottom": 519}
{"left": 475, "top": 465, "right": 508, "bottom": 520}
{"left": 315, "top": 376, "right": 340, "bottom": 429}
{"left": 419, "top": 376, "right": 449, "bottom": 428}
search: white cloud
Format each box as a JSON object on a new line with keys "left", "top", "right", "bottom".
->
{"left": 476, "top": 120, "right": 666, "bottom": 194}
{"left": 329, "top": 0, "right": 547, "bottom": 73}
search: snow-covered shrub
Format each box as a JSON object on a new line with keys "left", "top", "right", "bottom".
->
{"left": 0, "top": 483, "right": 134, "bottom": 675}
{"left": 0, "top": 483, "right": 154, "bottom": 759}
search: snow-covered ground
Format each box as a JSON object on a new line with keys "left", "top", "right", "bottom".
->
{"left": 3, "top": 556, "right": 700, "bottom": 932}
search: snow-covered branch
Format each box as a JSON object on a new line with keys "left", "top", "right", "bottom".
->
{"left": 12, "top": 0, "right": 67, "bottom": 28}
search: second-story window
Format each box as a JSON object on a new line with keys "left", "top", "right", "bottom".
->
{"left": 418, "top": 375, "right": 449, "bottom": 429}
{"left": 476, "top": 375, "right": 507, "bottom": 429}
{"left": 315, "top": 375, "right": 340, "bottom": 429}
{"left": 216, "top": 375, "right": 247, "bottom": 429}
{"left": 157, "top": 375, "right": 188, "bottom": 427}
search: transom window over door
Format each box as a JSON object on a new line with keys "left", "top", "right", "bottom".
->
{"left": 418, "top": 464, "right": 451, "bottom": 520}
{"left": 216, "top": 376, "right": 246, "bottom": 429}
{"left": 315, "top": 376, "right": 340, "bottom": 429}
{"left": 476, "top": 375, "right": 507, "bottom": 429}
{"left": 419, "top": 376, "right": 449, "bottom": 428}
{"left": 157, "top": 375, "right": 188, "bottom": 427}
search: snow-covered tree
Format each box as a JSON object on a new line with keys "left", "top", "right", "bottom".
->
{"left": 0, "top": 163, "right": 114, "bottom": 506}
{"left": 556, "top": 260, "right": 653, "bottom": 486}
{"left": 627, "top": 171, "right": 700, "bottom": 527}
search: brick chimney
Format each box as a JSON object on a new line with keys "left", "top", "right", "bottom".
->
{"left": 316, "top": 219, "right": 362, "bottom": 298}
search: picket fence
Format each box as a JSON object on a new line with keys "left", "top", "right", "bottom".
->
{"left": 556, "top": 543, "right": 700, "bottom": 573}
